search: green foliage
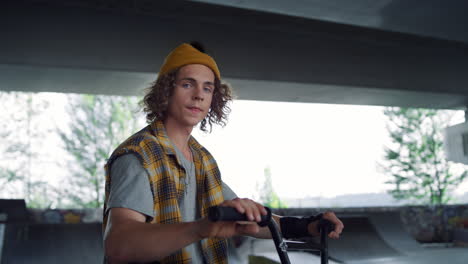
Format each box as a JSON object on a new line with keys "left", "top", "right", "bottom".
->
{"left": 0, "top": 91, "right": 53, "bottom": 208}
{"left": 257, "top": 166, "right": 288, "bottom": 208}
{"left": 0, "top": 92, "right": 143, "bottom": 209}
{"left": 58, "top": 94, "right": 141, "bottom": 208}
{"left": 382, "top": 107, "right": 467, "bottom": 205}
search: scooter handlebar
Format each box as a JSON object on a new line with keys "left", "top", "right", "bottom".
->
{"left": 318, "top": 218, "right": 335, "bottom": 235}
{"left": 208, "top": 206, "right": 272, "bottom": 227}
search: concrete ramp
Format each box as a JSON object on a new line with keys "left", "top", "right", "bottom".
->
{"left": 251, "top": 212, "right": 468, "bottom": 264}
{"left": 250, "top": 214, "right": 405, "bottom": 263}
{"left": 367, "top": 212, "right": 423, "bottom": 254}
{"left": 326, "top": 212, "right": 468, "bottom": 263}
{"left": 327, "top": 215, "right": 402, "bottom": 262}
{"left": 2, "top": 223, "right": 103, "bottom": 264}
{"left": 345, "top": 247, "right": 468, "bottom": 264}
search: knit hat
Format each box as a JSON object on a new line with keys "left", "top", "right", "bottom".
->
{"left": 158, "top": 43, "right": 220, "bottom": 79}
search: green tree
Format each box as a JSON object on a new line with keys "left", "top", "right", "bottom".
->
{"left": 256, "top": 166, "right": 287, "bottom": 208}
{"left": 58, "top": 94, "right": 142, "bottom": 208}
{"left": 0, "top": 91, "right": 53, "bottom": 208}
{"left": 382, "top": 107, "right": 467, "bottom": 205}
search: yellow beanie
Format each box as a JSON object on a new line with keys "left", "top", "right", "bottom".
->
{"left": 158, "top": 43, "right": 221, "bottom": 79}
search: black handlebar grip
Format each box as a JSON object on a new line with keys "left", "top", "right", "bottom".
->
{"left": 208, "top": 206, "right": 272, "bottom": 227}
{"left": 318, "top": 219, "right": 335, "bottom": 235}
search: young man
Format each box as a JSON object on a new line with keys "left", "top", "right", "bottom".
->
{"left": 103, "top": 43, "right": 344, "bottom": 264}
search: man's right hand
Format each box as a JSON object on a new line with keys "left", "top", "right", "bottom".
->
{"left": 196, "top": 198, "right": 268, "bottom": 239}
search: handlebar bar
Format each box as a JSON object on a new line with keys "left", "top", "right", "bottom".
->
{"left": 208, "top": 206, "right": 334, "bottom": 264}
{"left": 208, "top": 206, "right": 272, "bottom": 227}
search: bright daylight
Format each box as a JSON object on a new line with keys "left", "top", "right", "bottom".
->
{"left": 1, "top": 92, "right": 467, "bottom": 208}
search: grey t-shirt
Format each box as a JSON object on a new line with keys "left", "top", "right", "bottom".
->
{"left": 106, "top": 149, "right": 237, "bottom": 263}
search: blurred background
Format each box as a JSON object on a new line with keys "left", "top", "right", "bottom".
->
{"left": 1, "top": 1, "right": 468, "bottom": 263}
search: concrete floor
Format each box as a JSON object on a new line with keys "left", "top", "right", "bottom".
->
{"left": 251, "top": 239, "right": 468, "bottom": 264}
{"left": 346, "top": 247, "right": 468, "bottom": 264}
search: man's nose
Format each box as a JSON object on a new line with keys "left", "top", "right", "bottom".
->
{"left": 192, "top": 85, "right": 204, "bottom": 101}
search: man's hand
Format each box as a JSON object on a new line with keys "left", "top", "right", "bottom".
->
{"left": 196, "top": 198, "right": 268, "bottom": 239}
{"left": 307, "top": 211, "right": 344, "bottom": 239}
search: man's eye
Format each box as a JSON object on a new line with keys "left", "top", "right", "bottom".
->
{"left": 182, "top": 83, "right": 192, "bottom": 88}
{"left": 204, "top": 87, "right": 213, "bottom": 93}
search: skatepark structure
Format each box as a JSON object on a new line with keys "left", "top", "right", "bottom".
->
{"left": 1, "top": 200, "right": 467, "bottom": 264}
{"left": 251, "top": 211, "right": 468, "bottom": 264}
{"left": 1, "top": 223, "right": 104, "bottom": 264}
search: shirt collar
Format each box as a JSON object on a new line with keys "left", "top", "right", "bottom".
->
{"left": 150, "top": 120, "right": 203, "bottom": 156}
{"left": 150, "top": 120, "right": 175, "bottom": 155}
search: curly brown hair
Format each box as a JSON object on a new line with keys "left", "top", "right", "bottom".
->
{"left": 140, "top": 68, "right": 234, "bottom": 132}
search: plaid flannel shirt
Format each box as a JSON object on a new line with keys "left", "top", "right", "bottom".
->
{"left": 103, "top": 120, "right": 228, "bottom": 264}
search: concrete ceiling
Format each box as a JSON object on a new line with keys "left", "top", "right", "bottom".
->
{"left": 1, "top": 0, "right": 468, "bottom": 109}
{"left": 194, "top": 0, "right": 468, "bottom": 44}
